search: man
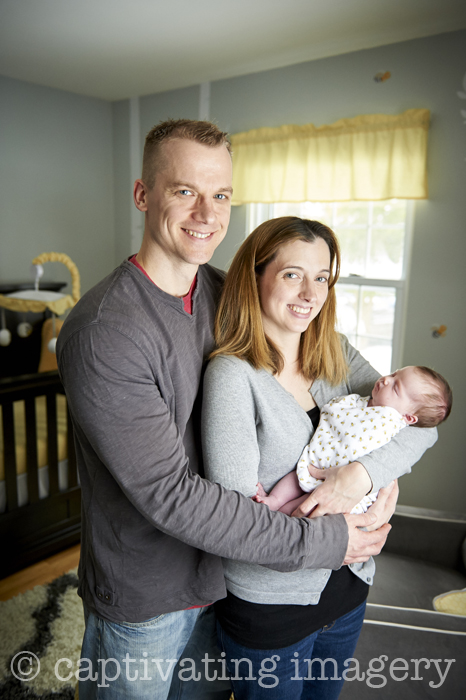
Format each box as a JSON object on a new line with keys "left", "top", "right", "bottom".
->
{"left": 57, "top": 119, "right": 396, "bottom": 699}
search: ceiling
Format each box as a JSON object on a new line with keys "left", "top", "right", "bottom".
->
{"left": 1, "top": 0, "right": 465, "bottom": 102}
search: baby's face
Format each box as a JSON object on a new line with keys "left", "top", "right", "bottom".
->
{"left": 369, "top": 366, "right": 422, "bottom": 423}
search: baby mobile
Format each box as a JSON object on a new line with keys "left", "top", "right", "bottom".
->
{"left": 0, "top": 252, "right": 80, "bottom": 351}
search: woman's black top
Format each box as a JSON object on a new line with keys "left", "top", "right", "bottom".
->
{"left": 214, "top": 405, "right": 369, "bottom": 649}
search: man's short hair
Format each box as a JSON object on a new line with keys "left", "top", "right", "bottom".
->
{"left": 142, "top": 118, "right": 232, "bottom": 188}
{"left": 413, "top": 366, "right": 452, "bottom": 428}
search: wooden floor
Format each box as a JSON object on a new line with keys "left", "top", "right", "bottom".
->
{"left": 0, "top": 545, "right": 81, "bottom": 601}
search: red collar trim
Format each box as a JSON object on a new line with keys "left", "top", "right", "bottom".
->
{"left": 129, "top": 255, "right": 196, "bottom": 314}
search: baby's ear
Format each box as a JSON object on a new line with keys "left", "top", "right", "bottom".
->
{"left": 404, "top": 413, "right": 418, "bottom": 425}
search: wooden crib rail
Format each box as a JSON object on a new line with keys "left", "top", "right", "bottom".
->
{"left": 0, "top": 371, "right": 80, "bottom": 578}
{"left": 0, "top": 371, "right": 77, "bottom": 510}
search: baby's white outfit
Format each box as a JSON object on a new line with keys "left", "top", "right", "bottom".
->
{"left": 297, "top": 394, "right": 407, "bottom": 514}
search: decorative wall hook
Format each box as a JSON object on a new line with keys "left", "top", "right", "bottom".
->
{"left": 431, "top": 324, "right": 447, "bottom": 338}
{"left": 374, "top": 71, "right": 391, "bottom": 83}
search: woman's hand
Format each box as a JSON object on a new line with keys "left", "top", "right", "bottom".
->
{"left": 291, "top": 461, "right": 372, "bottom": 517}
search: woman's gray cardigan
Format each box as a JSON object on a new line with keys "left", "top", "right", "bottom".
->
{"left": 202, "top": 336, "right": 436, "bottom": 605}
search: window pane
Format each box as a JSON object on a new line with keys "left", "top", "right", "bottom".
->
{"left": 273, "top": 202, "right": 333, "bottom": 224}
{"left": 336, "top": 228, "right": 367, "bottom": 277}
{"left": 335, "top": 284, "right": 359, "bottom": 336}
{"left": 359, "top": 287, "right": 395, "bottom": 339}
{"left": 336, "top": 284, "right": 396, "bottom": 375}
{"left": 273, "top": 202, "right": 302, "bottom": 218}
{"left": 369, "top": 227, "right": 404, "bottom": 279}
{"left": 300, "top": 202, "right": 333, "bottom": 223}
{"left": 356, "top": 337, "right": 392, "bottom": 376}
{"left": 334, "top": 202, "right": 368, "bottom": 227}
{"left": 372, "top": 200, "right": 407, "bottom": 226}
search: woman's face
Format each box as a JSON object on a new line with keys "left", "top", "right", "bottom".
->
{"left": 257, "top": 237, "right": 331, "bottom": 346}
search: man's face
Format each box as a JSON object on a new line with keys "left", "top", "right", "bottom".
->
{"left": 135, "top": 138, "right": 233, "bottom": 270}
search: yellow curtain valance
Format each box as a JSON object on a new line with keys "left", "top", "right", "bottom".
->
{"left": 230, "top": 109, "right": 430, "bottom": 204}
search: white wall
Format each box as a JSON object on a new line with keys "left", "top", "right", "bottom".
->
{"left": 0, "top": 75, "right": 115, "bottom": 296}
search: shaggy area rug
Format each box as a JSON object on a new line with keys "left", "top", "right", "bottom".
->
{"left": 0, "top": 571, "right": 84, "bottom": 699}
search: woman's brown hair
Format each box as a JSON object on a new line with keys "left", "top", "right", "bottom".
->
{"left": 211, "top": 216, "right": 348, "bottom": 385}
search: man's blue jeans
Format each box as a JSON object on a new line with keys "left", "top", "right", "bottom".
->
{"left": 79, "top": 604, "right": 232, "bottom": 699}
{"left": 216, "top": 601, "right": 366, "bottom": 700}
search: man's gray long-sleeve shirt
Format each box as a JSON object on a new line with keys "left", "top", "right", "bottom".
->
{"left": 57, "top": 260, "right": 348, "bottom": 623}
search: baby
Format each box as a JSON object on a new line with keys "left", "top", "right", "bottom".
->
{"left": 254, "top": 366, "right": 452, "bottom": 515}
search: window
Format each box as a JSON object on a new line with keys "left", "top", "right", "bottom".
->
{"left": 247, "top": 200, "right": 414, "bottom": 375}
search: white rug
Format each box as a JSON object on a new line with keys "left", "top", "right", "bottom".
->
{"left": 0, "top": 570, "right": 84, "bottom": 699}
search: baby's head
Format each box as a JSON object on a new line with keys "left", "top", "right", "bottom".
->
{"left": 368, "top": 366, "right": 452, "bottom": 427}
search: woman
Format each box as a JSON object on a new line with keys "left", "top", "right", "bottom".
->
{"left": 202, "top": 217, "right": 435, "bottom": 699}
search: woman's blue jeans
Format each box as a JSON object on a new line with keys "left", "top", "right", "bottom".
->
{"left": 216, "top": 600, "right": 366, "bottom": 700}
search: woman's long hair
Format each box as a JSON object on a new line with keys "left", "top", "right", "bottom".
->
{"left": 211, "top": 216, "right": 348, "bottom": 385}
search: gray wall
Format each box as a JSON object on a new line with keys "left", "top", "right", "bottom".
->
{"left": 123, "top": 29, "right": 466, "bottom": 513}
{"left": 112, "top": 100, "right": 132, "bottom": 264}
{"left": 0, "top": 75, "right": 115, "bottom": 295}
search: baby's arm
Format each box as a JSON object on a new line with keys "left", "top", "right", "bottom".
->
{"left": 254, "top": 471, "right": 307, "bottom": 514}
{"left": 350, "top": 492, "right": 378, "bottom": 514}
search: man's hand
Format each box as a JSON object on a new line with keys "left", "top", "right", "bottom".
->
{"left": 343, "top": 512, "right": 391, "bottom": 564}
{"left": 364, "top": 480, "right": 399, "bottom": 531}
{"left": 292, "top": 462, "right": 372, "bottom": 517}
{"left": 341, "top": 481, "right": 398, "bottom": 562}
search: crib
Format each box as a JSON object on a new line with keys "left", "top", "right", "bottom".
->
{"left": 0, "top": 370, "right": 80, "bottom": 579}
{"left": 0, "top": 253, "right": 82, "bottom": 579}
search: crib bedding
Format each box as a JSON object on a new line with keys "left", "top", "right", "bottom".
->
{"left": 0, "top": 393, "right": 68, "bottom": 481}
